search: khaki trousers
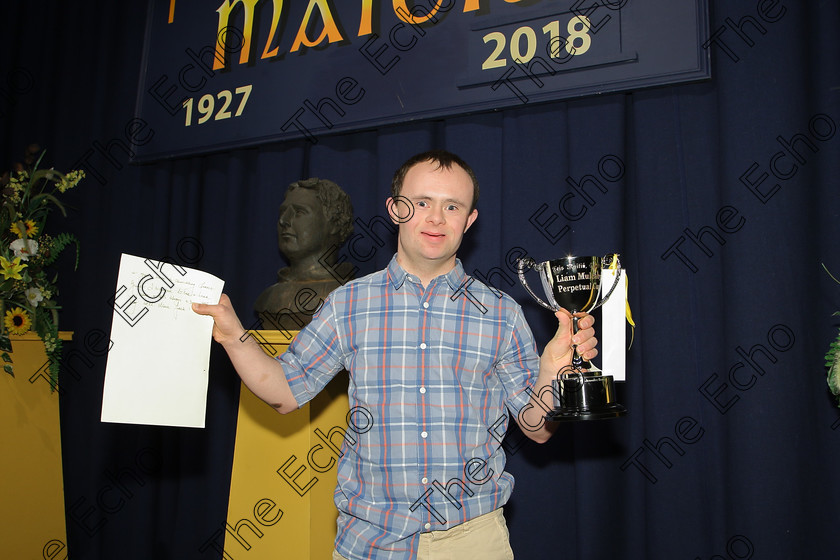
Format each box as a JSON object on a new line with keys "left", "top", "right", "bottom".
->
{"left": 332, "top": 508, "right": 514, "bottom": 560}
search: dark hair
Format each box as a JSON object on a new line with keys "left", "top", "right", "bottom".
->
{"left": 391, "top": 150, "right": 479, "bottom": 211}
{"left": 287, "top": 177, "right": 354, "bottom": 243}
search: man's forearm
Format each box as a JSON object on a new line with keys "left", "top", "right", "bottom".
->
{"left": 518, "top": 358, "right": 568, "bottom": 443}
{"left": 222, "top": 332, "right": 299, "bottom": 414}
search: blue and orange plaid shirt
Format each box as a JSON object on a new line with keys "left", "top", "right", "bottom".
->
{"left": 281, "top": 255, "right": 540, "bottom": 559}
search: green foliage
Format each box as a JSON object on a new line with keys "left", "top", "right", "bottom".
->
{"left": 42, "top": 232, "right": 80, "bottom": 270}
{"left": 827, "top": 313, "right": 840, "bottom": 407}
{"left": 824, "top": 264, "right": 840, "bottom": 407}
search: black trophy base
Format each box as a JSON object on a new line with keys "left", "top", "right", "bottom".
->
{"left": 545, "top": 403, "right": 627, "bottom": 422}
{"left": 545, "top": 372, "right": 628, "bottom": 422}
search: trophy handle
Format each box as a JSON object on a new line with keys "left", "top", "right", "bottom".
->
{"left": 596, "top": 254, "right": 622, "bottom": 309}
{"left": 516, "top": 257, "right": 556, "bottom": 311}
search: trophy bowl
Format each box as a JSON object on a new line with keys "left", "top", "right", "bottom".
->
{"left": 517, "top": 254, "right": 627, "bottom": 422}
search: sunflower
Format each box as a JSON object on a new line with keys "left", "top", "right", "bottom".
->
{"left": 10, "top": 219, "right": 38, "bottom": 238}
{"left": 4, "top": 307, "right": 31, "bottom": 334}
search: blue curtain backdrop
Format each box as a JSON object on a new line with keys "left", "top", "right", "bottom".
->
{"left": 1, "top": 1, "right": 839, "bottom": 558}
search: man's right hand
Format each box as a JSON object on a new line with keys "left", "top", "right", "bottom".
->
{"left": 192, "top": 294, "right": 246, "bottom": 347}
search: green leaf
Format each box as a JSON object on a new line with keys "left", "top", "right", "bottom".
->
{"left": 822, "top": 263, "right": 840, "bottom": 286}
{"left": 42, "top": 233, "right": 80, "bottom": 270}
{"left": 32, "top": 149, "right": 46, "bottom": 171}
{"left": 1, "top": 352, "right": 11, "bottom": 364}
{"left": 29, "top": 168, "right": 64, "bottom": 185}
{"left": 29, "top": 192, "right": 67, "bottom": 216}
{"left": 827, "top": 327, "right": 840, "bottom": 402}
{"left": 4, "top": 364, "right": 13, "bottom": 377}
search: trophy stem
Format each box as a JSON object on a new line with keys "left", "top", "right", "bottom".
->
{"left": 571, "top": 315, "right": 583, "bottom": 370}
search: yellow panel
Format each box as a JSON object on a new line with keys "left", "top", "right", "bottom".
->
{"left": 0, "top": 332, "right": 72, "bottom": 559}
{"left": 224, "top": 331, "right": 349, "bottom": 559}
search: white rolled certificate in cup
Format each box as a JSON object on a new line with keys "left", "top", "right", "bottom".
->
{"left": 600, "top": 266, "right": 627, "bottom": 382}
{"left": 101, "top": 253, "right": 224, "bottom": 428}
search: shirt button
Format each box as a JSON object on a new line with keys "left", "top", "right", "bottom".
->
{"left": 421, "top": 431, "right": 428, "bottom": 438}
{"left": 422, "top": 477, "right": 428, "bottom": 484}
{"left": 423, "top": 302, "right": 429, "bottom": 308}
{"left": 425, "top": 523, "right": 431, "bottom": 530}
{"left": 420, "top": 343, "right": 427, "bottom": 349}
{"left": 419, "top": 387, "right": 426, "bottom": 394}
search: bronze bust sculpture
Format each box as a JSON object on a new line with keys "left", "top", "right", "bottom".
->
{"left": 255, "top": 177, "right": 354, "bottom": 329}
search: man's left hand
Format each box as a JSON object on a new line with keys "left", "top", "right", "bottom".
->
{"left": 542, "top": 309, "right": 598, "bottom": 372}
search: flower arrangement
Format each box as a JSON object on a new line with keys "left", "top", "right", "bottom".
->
{"left": 0, "top": 145, "right": 82, "bottom": 385}
{"left": 825, "top": 264, "right": 840, "bottom": 407}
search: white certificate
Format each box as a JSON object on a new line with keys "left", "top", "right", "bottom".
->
{"left": 101, "top": 254, "right": 224, "bottom": 428}
{"left": 600, "top": 267, "right": 628, "bottom": 382}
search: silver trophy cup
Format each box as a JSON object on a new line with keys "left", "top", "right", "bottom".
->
{"left": 517, "top": 254, "right": 627, "bottom": 421}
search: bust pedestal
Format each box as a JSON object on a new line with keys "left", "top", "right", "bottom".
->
{"left": 224, "top": 330, "right": 349, "bottom": 559}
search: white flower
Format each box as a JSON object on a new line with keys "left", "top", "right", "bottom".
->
{"left": 25, "top": 287, "right": 44, "bottom": 307}
{"left": 10, "top": 238, "right": 38, "bottom": 260}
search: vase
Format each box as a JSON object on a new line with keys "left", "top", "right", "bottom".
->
{"left": 0, "top": 331, "right": 72, "bottom": 558}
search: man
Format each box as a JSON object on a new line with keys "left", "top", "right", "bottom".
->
{"left": 193, "top": 150, "right": 598, "bottom": 559}
{"left": 254, "top": 177, "right": 354, "bottom": 328}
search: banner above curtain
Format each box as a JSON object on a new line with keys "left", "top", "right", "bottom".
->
{"left": 133, "top": 0, "right": 710, "bottom": 161}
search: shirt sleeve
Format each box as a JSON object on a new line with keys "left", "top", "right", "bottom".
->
{"left": 495, "top": 302, "right": 541, "bottom": 416}
{"left": 278, "top": 295, "right": 347, "bottom": 408}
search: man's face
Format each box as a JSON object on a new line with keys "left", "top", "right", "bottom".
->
{"left": 277, "top": 187, "right": 330, "bottom": 262}
{"left": 388, "top": 160, "right": 478, "bottom": 277}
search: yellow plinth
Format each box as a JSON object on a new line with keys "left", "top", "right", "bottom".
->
{"left": 0, "top": 331, "right": 73, "bottom": 559}
{"left": 223, "top": 330, "right": 349, "bottom": 559}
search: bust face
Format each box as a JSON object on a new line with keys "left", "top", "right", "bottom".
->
{"left": 277, "top": 187, "right": 331, "bottom": 262}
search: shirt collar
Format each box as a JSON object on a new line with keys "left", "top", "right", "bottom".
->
{"left": 386, "top": 254, "right": 467, "bottom": 292}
